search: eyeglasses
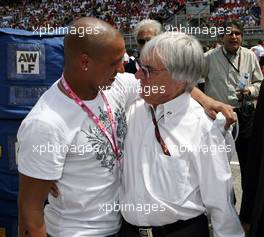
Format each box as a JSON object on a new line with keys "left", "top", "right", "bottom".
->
{"left": 137, "top": 38, "right": 151, "bottom": 45}
{"left": 139, "top": 64, "right": 167, "bottom": 79}
{"left": 226, "top": 31, "right": 242, "bottom": 36}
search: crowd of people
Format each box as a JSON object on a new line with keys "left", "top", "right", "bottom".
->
{"left": 0, "top": 0, "right": 184, "bottom": 32}
{"left": 0, "top": 0, "right": 261, "bottom": 33}
{"left": 208, "top": 0, "right": 260, "bottom": 27}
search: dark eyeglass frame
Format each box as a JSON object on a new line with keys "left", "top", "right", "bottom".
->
{"left": 226, "top": 31, "right": 242, "bottom": 36}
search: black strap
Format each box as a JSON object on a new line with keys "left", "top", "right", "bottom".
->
{"left": 222, "top": 47, "right": 241, "bottom": 74}
{"left": 150, "top": 107, "right": 171, "bottom": 156}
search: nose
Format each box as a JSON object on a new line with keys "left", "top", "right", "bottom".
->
{"left": 135, "top": 68, "right": 144, "bottom": 80}
{"left": 230, "top": 33, "right": 236, "bottom": 38}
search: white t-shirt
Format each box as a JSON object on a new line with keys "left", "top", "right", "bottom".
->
{"left": 17, "top": 73, "right": 138, "bottom": 237}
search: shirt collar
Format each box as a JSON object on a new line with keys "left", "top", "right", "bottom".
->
{"left": 223, "top": 46, "right": 241, "bottom": 56}
{"left": 150, "top": 92, "right": 191, "bottom": 124}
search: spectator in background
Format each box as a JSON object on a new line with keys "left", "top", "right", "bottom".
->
{"left": 209, "top": 0, "right": 260, "bottom": 28}
{"left": 202, "top": 19, "right": 263, "bottom": 226}
{"left": 125, "top": 19, "right": 162, "bottom": 74}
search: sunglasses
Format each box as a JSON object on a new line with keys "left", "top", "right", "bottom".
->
{"left": 137, "top": 38, "right": 151, "bottom": 45}
{"left": 226, "top": 31, "right": 242, "bottom": 36}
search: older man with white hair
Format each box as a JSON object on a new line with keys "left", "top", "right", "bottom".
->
{"left": 119, "top": 32, "right": 244, "bottom": 237}
{"left": 125, "top": 19, "right": 162, "bottom": 74}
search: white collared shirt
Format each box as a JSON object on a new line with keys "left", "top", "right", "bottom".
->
{"left": 120, "top": 93, "right": 244, "bottom": 237}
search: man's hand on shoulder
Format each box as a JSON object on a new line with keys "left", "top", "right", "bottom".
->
{"left": 191, "top": 87, "right": 237, "bottom": 129}
{"left": 204, "top": 98, "right": 237, "bottom": 129}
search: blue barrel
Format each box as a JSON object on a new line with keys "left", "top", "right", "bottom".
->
{"left": 0, "top": 28, "right": 64, "bottom": 112}
{"left": 0, "top": 215, "right": 17, "bottom": 237}
{"left": 0, "top": 112, "right": 26, "bottom": 202}
{"left": 0, "top": 114, "right": 25, "bottom": 237}
{"left": 0, "top": 28, "right": 65, "bottom": 236}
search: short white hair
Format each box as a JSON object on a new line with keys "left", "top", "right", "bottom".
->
{"left": 134, "top": 19, "right": 162, "bottom": 39}
{"left": 140, "top": 32, "right": 205, "bottom": 92}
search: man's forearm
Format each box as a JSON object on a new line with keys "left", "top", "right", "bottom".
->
{"left": 18, "top": 174, "right": 54, "bottom": 237}
{"left": 191, "top": 86, "right": 210, "bottom": 106}
{"left": 19, "top": 207, "right": 47, "bottom": 237}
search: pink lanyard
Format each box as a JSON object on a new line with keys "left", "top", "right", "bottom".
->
{"left": 60, "top": 75, "right": 120, "bottom": 160}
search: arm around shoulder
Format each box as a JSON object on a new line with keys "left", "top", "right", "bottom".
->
{"left": 191, "top": 87, "right": 236, "bottom": 129}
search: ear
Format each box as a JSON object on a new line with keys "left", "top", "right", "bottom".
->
{"left": 80, "top": 53, "right": 89, "bottom": 71}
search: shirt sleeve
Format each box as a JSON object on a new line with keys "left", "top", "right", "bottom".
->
{"left": 110, "top": 72, "right": 140, "bottom": 108}
{"left": 192, "top": 127, "right": 245, "bottom": 237}
{"left": 17, "top": 118, "right": 68, "bottom": 180}
{"left": 212, "top": 112, "right": 236, "bottom": 162}
{"left": 248, "top": 52, "right": 263, "bottom": 98}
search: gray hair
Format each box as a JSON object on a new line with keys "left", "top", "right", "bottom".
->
{"left": 134, "top": 19, "right": 162, "bottom": 39}
{"left": 140, "top": 32, "right": 205, "bottom": 92}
